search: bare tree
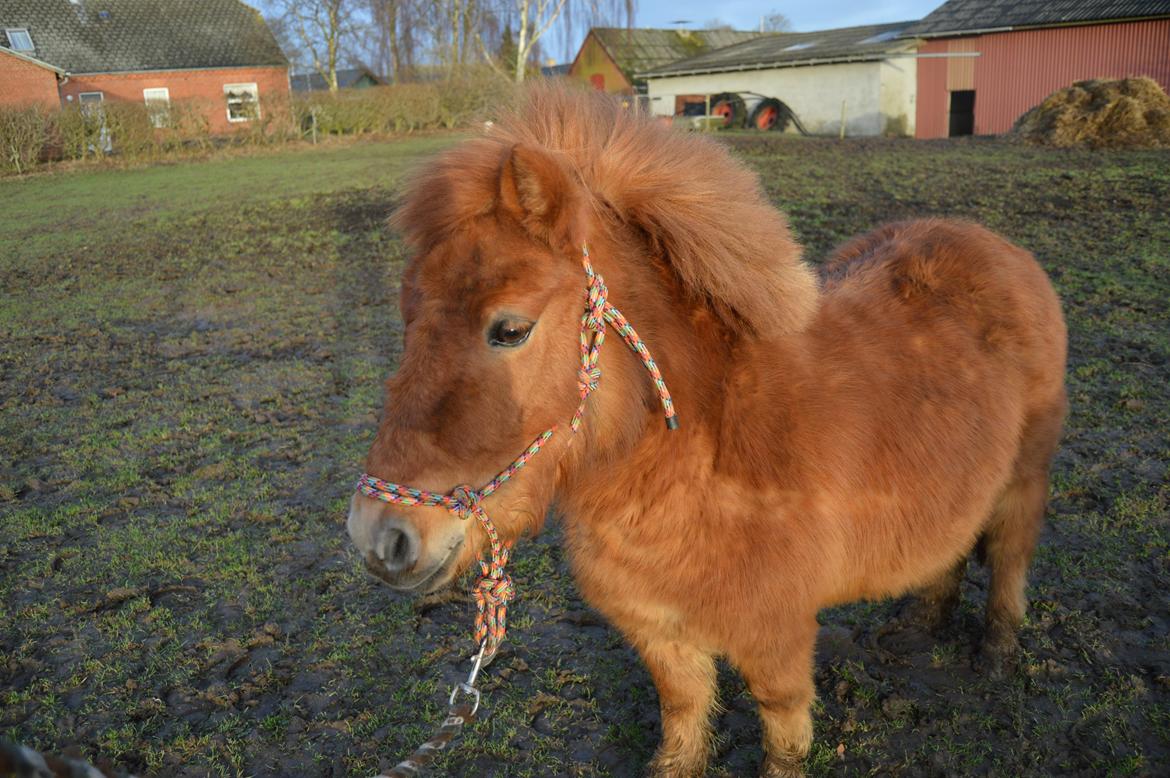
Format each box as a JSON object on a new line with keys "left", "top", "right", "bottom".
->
{"left": 367, "top": 0, "right": 417, "bottom": 82}
{"left": 762, "top": 11, "right": 792, "bottom": 32}
{"left": 479, "top": 0, "right": 633, "bottom": 83}
{"left": 274, "top": 0, "right": 356, "bottom": 92}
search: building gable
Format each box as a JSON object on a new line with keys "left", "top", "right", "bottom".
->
{"left": 589, "top": 28, "right": 762, "bottom": 83}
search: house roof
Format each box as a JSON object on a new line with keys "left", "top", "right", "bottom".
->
{"left": 0, "top": 42, "right": 65, "bottom": 73}
{"left": 589, "top": 28, "right": 763, "bottom": 81}
{"left": 291, "top": 67, "right": 383, "bottom": 91}
{"left": 0, "top": 0, "right": 286, "bottom": 74}
{"left": 640, "top": 21, "right": 917, "bottom": 78}
{"left": 904, "top": 0, "right": 1170, "bottom": 38}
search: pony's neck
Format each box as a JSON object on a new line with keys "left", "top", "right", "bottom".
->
{"left": 557, "top": 248, "right": 810, "bottom": 517}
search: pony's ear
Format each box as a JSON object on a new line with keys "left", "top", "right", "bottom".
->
{"left": 498, "top": 144, "right": 583, "bottom": 249}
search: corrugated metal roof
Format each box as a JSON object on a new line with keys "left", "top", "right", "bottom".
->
{"left": 905, "top": 0, "right": 1170, "bottom": 37}
{"left": 0, "top": 0, "right": 287, "bottom": 74}
{"left": 592, "top": 28, "right": 763, "bottom": 80}
{"left": 640, "top": 22, "right": 917, "bottom": 78}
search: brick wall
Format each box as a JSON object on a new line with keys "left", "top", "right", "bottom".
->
{"left": 0, "top": 50, "right": 60, "bottom": 109}
{"left": 59, "top": 66, "right": 289, "bottom": 134}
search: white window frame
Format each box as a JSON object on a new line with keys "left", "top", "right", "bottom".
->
{"left": 78, "top": 91, "right": 104, "bottom": 105}
{"left": 143, "top": 87, "right": 170, "bottom": 128}
{"left": 5, "top": 28, "right": 34, "bottom": 51}
{"left": 223, "top": 83, "right": 260, "bottom": 123}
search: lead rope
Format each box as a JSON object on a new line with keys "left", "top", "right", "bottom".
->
{"left": 360, "top": 242, "right": 677, "bottom": 776}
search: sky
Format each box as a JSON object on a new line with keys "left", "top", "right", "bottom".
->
{"left": 637, "top": 1, "right": 940, "bottom": 32}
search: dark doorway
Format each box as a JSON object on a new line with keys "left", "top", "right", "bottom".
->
{"left": 948, "top": 90, "right": 975, "bottom": 137}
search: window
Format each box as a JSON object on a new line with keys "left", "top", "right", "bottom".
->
{"left": 782, "top": 41, "right": 818, "bottom": 52}
{"left": 5, "top": 28, "right": 34, "bottom": 51}
{"left": 143, "top": 87, "right": 170, "bottom": 128}
{"left": 78, "top": 91, "right": 104, "bottom": 107}
{"left": 224, "top": 83, "right": 260, "bottom": 122}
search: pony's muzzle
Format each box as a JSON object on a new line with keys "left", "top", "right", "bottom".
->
{"left": 348, "top": 493, "right": 462, "bottom": 591}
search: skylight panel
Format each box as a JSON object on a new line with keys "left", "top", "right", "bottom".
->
{"left": 858, "top": 30, "right": 902, "bottom": 44}
{"left": 5, "top": 28, "right": 34, "bottom": 51}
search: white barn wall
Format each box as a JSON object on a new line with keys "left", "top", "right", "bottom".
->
{"left": 646, "top": 59, "right": 916, "bottom": 137}
{"left": 878, "top": 57, "right": 917, "bottom": 136}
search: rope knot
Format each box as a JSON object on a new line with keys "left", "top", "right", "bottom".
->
{"left": 447, "top": 484, "right": 482, "bottom": 520}
{"left": 577, "top": 366, "right": 602, "bottom": 394}
{"left": 584, "top": 274, "right": 608, "bottom": 333}
{"left": 475, "top": 573, "right": 514, "bottom": 606}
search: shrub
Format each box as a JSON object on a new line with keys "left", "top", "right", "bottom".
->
{"left": 0, "top": 73, "right": 524, "bottom": 175}
{"left": 0, "top": 105, "right": 51, "bottom": 174}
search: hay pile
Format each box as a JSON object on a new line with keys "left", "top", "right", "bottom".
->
{"left": 1012, "top": 77, "right": 1170, "bottom": 148}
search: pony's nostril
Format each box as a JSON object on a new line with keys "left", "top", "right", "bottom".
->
{"left": 377, "top": 523, "right": 418, "bottom": 573}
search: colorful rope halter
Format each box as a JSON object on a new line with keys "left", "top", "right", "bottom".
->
{"left": 356, "top": 242, "right": 677, "bottom": 660}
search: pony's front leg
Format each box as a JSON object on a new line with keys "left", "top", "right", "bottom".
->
{"left": 731, "top": 616, "right": 819, "bottom": 778}
{"left": 636, "top": 637, "right": 718, "bottom": 778}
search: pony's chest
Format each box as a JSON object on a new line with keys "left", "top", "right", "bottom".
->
{"left": 561, "top": 515, "right": 694, "bottom": 639}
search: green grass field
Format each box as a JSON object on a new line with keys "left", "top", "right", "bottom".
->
{"left": 2, "top": 134, "right": 1168, "bottom": 777}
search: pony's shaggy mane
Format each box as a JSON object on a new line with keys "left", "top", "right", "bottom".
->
{"left": 393, "top": 84, "right": 819, "bottom": 336}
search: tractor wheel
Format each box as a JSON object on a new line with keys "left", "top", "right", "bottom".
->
{"left": 749, "top": 98, "right": 789, "bottom": 132}
{"left": 709, "top": 93, "right": 746, "bottom": 129}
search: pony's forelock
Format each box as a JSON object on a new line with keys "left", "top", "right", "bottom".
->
{"left": 393, "top": 83, "right": 819, "bottom": 336}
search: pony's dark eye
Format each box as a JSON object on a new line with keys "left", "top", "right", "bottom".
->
{"left": 488, "top": 317, "right": 534, "bottom": 348}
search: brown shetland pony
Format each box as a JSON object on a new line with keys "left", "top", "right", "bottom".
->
{"left": 347, "top": 85, "right": 1067, "bottom": 777}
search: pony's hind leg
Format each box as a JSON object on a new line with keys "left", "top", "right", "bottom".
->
{"left": 638, "top": 638, "right": 718, "bottom": 778}
{"left": 978, "top": 402, "right": 1064, "bottom": 677}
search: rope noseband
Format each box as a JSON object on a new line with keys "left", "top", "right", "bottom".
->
{"left": 357, "top": 242, "right": 676, "bottom": 657}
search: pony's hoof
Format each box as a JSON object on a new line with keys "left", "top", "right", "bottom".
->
{"left": 646, "top": 750, "right": 707, "bottom": 778}
{"left": 974, "top": 632, "right": 1019, "bottom": 679}
{"left": 759, "top": 752, "right": 806, "bottom": 778}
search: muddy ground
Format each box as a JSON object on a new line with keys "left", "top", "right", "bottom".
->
{"left": 1, "top": 134, "right": 1167, "bottom": 776}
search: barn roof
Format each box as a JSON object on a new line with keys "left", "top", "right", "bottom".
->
{"left": 291, "top": 67, "right": 384, "bottom": 92}
{"left": 590, "top": 28, "right": 763, "bottom": 81}
{"left": 639, "top": 21, "right": 916, "bottom": 78}
{"left": 904, "top": 0, "right": 1170, "bottom": 38}
{"left": 0, "top": 0, "right": 286, "bottom": 74}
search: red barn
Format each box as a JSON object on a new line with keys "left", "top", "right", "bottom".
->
{"left": 908, "top": 0, "right": 1170, "bottom": 138}
{"left": 0, "top": 0, "right": 288, "bottom": 133}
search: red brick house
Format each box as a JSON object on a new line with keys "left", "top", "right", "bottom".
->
{"left": 0, "top": 45, "right": 63, "bottom": 109}
{"left": 0, "top": 0, "right": 289, "bottom": 133}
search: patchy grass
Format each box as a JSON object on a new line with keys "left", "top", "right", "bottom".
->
{"left": 2, "top": 133, "right": 1168, "bottom": 776}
